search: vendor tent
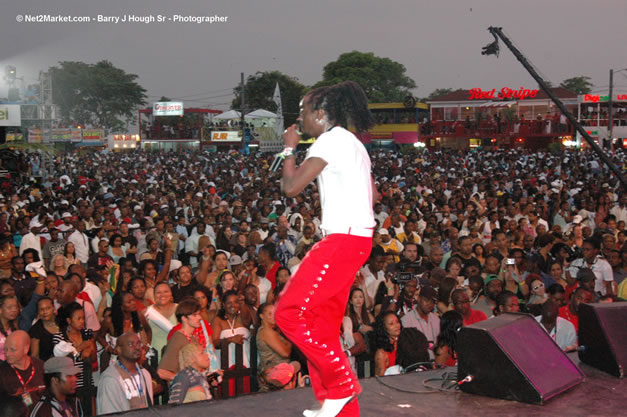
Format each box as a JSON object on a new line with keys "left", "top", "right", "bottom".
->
{"left": 213, "top": 110, "right": 242, "bottom": 120}
{"left": 245, "top": 109, "right": 278, "bottom": 119}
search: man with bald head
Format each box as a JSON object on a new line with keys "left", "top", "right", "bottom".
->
{"left": 97, "top": 332, "right": 153, "bottom": 414}
{"left": 0, "top": 330, "right": 46, "bottom": 413}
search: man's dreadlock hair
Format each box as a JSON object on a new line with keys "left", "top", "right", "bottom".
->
{"left": 307, "top": 81, "right": 374, "bottom": 133}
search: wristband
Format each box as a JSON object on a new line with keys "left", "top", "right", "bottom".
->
{"left": 278, "top": 147, "right": 294, "bottom": 159}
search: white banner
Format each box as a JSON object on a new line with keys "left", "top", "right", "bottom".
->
{"left": 153, "top": 101, "right": 184, "bottom": 116}
{"left": 210, "top": 130, "right": 241, "bottom": 142}
{"left": 273, "top": 82, "right": 284, "bottom": 138}
{"left": 0, "top": 105, "right": 21, "bottom": 126}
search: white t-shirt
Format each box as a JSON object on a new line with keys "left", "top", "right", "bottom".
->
{"left": 256, "top": 276, "right": 272, "bottom": 304}
{"left": 360, "top": 265, "right": 385, "bottom": 301}
{"left": 535, "top": 316, "right": 577, "bottom": 351}
{"left": 568, "top": 256, "right": 614, "bottom": 295}
{"left": 305, "top": 127, "right": 375, "bottom": 233}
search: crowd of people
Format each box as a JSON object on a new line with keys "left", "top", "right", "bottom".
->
{"left": 0, "top": 145, "right": 625, "bottom": 416}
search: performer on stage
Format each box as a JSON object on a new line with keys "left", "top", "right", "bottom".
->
{"left": 275, "top": 81, "right": 376, "bottom": 417}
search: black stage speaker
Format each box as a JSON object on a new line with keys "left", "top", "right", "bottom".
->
{"left": 578, "top": 302, "right": 627, "bottom": 378}
{"left": 457, "top": 313, "right": 583, "bottom": 404}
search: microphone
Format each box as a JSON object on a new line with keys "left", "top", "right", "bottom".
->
{"left": 271, "top": 129, "right": 304, "bottom": 172}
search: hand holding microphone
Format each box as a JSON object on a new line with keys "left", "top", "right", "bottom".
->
{"left": 282, "top": 123, "right": 302, "bottom": 148}
{"left": 271, "top": 124, "right": 302, "bottom": 171}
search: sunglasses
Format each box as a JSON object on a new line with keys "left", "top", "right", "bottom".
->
{"left": 532, "top": 283, "right": 544, "bottom": 291}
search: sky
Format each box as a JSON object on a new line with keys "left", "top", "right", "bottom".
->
{"left": 1, "top": 0, "right": 626, "bottom": 114}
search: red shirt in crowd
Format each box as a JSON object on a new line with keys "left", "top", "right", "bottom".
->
{"left": 265, "top": 261, "right": 281, "bottom": 289}
{"left": 463, "top": 309, "right": 488, "bottom": 326}
{"left": 559, "top": 305, "right": 579, "bottom": 333}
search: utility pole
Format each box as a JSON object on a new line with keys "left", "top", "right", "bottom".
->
{"left": 608, "top": 69, "right": 614, "bottom": 151}
{"left": 482, "top": 27, "right": 626, "bottom": 187}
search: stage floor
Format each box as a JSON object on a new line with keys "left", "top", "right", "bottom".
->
{"left": 108, "top": 356, "right": 626, "bottom": 417}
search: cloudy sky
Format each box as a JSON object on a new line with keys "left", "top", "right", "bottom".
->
{"left": 1, "top": 0, "right": 626, "bottom": 111}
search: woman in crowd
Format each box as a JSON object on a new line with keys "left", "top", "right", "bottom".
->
{"left": 29, "top": 296, "right": 59, "bottom": 361}
{"left": 169, "top": 343, "right": 220, "bottom": 404}
{"left": 64, "top": 241, "right": 80, "bottom": 265}
{"left": 0, "top": 294, "right": 19, "bottom": 361}
{"left": 473, "top": 243, "right": 486, "bottom": 266}
{"left": 501, "top": 252, "right": 528, "bottom": 301}
{"left": 140, "top": 238, "right": 164, "bottom": 265}
{"left": 110, "top": 291, "right": 152, "bottom": 346}
{"left": 53, "top": 302, "right": 97, "bottom": 415}
{"left": 216, "top": 270, "right": 238, "bottom": 302}
{"left": 107, "top": 233, "right": 127, "bottom": 264}
{"left": 373, "top": 311, "right": 401, "bottom": 377}
{"left": 232, "top": 233, "right": 248, "bottom": 257}
{"left": 445, "top": 257, "right": 464, "bottom": 285}
{"left": 50, "top": 254, "right": 70, "bottom": 278}
{"left": 139, "top": 238, "right": 173, "bottom": 301}
{"left": 385, "top": 327, "right": 430, "bottom": 375}
{"left": 346, "top": 287, "right": 375, "bottom": 336}
{"left": 128, "top": 277, "right": 153, "bottom": 312}
{"left": 567, "top": 224, "right": 585, "bottom": 256}
{"left": 211, "top": 290, "right": 250, "bottom": 394}
{"left": 265, "top": 267, "right": 291, "bottom": 304}
{"left": 145, "top": 281, "right": 178, "bottom": 358}
{"left": 196, "top": 236, "right": 214, "bottom": 267}
{"left": 115, "top": 268, "right": 134, "bottom": 295}
{"left": 194, "top": 286, "right": 218, "bottom": 323}
{"left": 548, "top": 260, "right": 569, "bottom": 289}
{"left": 434, "top": 310, "right": 463, "bottom": 367}
{"left": 526, "top": 274, "right": 548, "bottom": 306}
{"left": 256, "top": 303, "right": 296, "bottom": 392}
{"left": 0, "top": 238, "right": 17, "bottom": 278}
{"left": 341, "top": 311, "right": 368, "bottom": 374}
{"left": 215, "top": 226, "right": 233, "bottom": 252}
{"left": 205, "top": 250, "right": 230, "bottom": 289}
{"left": 436, "top": 277, "right": 458, "bottom": 315}
{"left": 44, "top": 273, "right": 59, "bottom": 298}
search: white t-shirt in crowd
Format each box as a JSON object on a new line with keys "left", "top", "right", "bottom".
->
{"left": 305, "top": 127, "right": 375, "bottom": 234}
{"left": 568, "top": 256, "right": 614, "bottom": 295}
{"left": 360, "top": 266, "right": 385, "bottom": 301}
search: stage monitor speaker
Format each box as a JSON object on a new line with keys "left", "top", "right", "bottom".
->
{"left": 578, "top": 302, "right": 627, "bottom": 378}
{"left": 457, "top": 313, "right": 583, "bottom": 404}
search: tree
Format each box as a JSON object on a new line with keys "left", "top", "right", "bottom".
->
{"left": 49, "top": 60, "right": 147, "bottom": 132}
{"left": 426, "top": 88, "right": 454, "bottom": 100}
{"left": 560, "top": 76, "right": 593, "bottom": 94}
{"left": 313, "top": 51, "right": 416, "bottom": 103}
{"left": 538, "top": 80, "right": 554, "bottom": 89}
{"left": 232, "top": 71, "right": 307, "bottom": 127}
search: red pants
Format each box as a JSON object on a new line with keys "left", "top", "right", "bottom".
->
{"left": 275, "top": 234, "right": 371, "bottom": 417}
